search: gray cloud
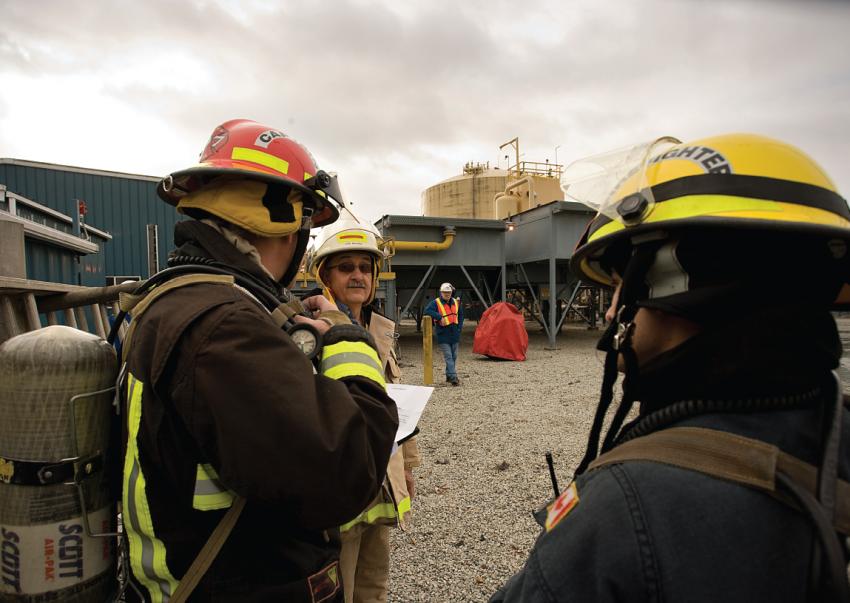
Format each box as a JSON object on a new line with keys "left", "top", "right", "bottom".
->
{"left": 1, "top": 0, "right": 848, "bottom": 221}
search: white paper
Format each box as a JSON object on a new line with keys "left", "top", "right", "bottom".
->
{"left": 387, "top": 383, "right": 433, "bottom": 443}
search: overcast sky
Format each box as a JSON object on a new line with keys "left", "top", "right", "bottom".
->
{"left": 1, "top": 0, "right": 848, "bottom": 225}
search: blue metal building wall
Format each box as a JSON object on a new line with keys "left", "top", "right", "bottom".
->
{"left": 0, "top": 161, "right": 181, "bottom": 284}
{"left": 24, "top": 239, "right": 77, "bottom": 284}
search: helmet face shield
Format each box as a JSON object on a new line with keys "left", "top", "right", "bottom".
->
{"left": 561, "top": 137, "right": 681, "bottom": 226}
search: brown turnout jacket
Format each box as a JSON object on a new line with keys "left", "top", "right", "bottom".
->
{"left": 122, "top": 223, "right": 398, "bottom": 602}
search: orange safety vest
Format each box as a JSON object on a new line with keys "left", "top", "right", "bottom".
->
{"left": 435, "top": 298, "right": 459, "bottom": 327}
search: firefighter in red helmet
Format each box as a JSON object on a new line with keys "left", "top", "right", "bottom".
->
{"left": 120, "top": 119, "right": 398, "bottom": 602}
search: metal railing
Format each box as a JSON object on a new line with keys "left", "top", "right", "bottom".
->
{"left": 506, "top": 160, "right": 563, "bottom": 179}
{"left": 0, "top": 277, "right": 138, "bottom": 345}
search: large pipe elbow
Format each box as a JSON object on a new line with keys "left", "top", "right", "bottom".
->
{"left": 388, "top": 227, "right": 456, "bottom": 253}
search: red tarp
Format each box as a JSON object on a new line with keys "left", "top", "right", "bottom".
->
{"left": 472, "top": 302, "right": 528, "bottom": 361}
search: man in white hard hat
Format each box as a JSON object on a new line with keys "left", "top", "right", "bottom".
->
{"left": 310, "top": 216, "right": 421, "bottom": 603}
{"left": 424, "top": 282, "right": 464, "bottom": 385}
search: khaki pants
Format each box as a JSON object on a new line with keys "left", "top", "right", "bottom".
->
{"left": 339, "top": 522, "right": 391, "bottom": 603}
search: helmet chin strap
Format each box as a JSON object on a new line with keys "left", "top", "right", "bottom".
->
{"left": 573, "top": 242, "right": 660, "bottom": 478}
{"left": 280, "top": 228, "right": 311, "bottom": 288}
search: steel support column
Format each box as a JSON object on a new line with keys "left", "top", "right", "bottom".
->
{"left": 401, "top": 264, "right": 436, "bottom": 319}
{"left": 558, "top": 279, "right": 583, "bottom": 333}
{"left": 499, "top": 264, "right": 508, "bottom": 301}
{"left": 547, "top": 256, "right": 557, "bottom": 349}
{"left": 460, "top": 265, "right": 488, "bottom": 309}
{"left": 386, "top": 277, "right": 397, "bottom": 321}
{"left": 547, "top": 212, "right": 558, "bottom": 349}
{"left": 518, "top": 263, "right": 550, "bottom": 340}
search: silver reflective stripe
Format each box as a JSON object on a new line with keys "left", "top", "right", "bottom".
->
{"left": 195, "top": 477, "right": 227, "bottom": 496}
{"left": 320, "top": 351, "right": 383, "bottom": 375}
{"left": 126, "top": 460, "right": 171, "bottom": 599}
{"left": 193, "top": 464, "right": 235, "bottom": 511}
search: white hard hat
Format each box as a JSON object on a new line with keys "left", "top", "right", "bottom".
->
{"left": 440, "top": 282, "right": 454, "bottom": 293}
{"left": 308, "top": 213, "right": 384, "bottom": 303}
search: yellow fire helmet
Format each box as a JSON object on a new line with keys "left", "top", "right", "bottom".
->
{"left": 565, "top": 133, "right": 850, "bottom": 308}
{"left": 308, "top": 213, "right": 384, "bottom": 304}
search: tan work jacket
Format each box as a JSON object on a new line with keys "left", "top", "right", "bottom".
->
{"left": 340, "top": 308, "right": 421, "bottom": 531}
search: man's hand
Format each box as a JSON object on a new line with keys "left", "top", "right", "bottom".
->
{"left": 301, "top": 294, "right": 338, "bottom": 315}
{"left": 405, "top": 468, "right": 415, "bottom": 500}
{"left": 298, "top": 295, "right": 350, "bottom": 332}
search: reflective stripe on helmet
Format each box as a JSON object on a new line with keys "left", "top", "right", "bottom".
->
{"left": 320, "top": 341, "right": 386, "bottom": 388}
{"left": 589, "top": 195, "right": 850, "bottom": 245}
{"left": 193, "top": 464, "right": 236, "bottom": 511}
{"left": 123, "top": 373, "right": 179, "bottom": 603}
{"left": 586, "top": 173, "right": 850, "bottom": 242}
{"left": 231, "top": 146, "right": 290, "bottom": 175}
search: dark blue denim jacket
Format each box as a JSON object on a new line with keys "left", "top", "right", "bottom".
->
{"left": 491, "top": 404, "right": 850, "bottom": 602}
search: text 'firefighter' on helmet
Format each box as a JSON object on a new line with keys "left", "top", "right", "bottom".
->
{"left": 157, "top": 119, "right": 343, "bottom": 236}
{"left": 309, "top": 214, "right": 385, "bottom": 304}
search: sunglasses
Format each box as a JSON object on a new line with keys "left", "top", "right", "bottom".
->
{"left": 328, "top": 261, "right": 373, "bottom": 274}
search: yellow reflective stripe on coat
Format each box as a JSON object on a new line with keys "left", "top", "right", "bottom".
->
{"left": 231, "top": 146, "right": 290, "bottom": 175}
{"left": 321, "top": 341, "right": 386, "bottom": 388}
{"left": 122, "top": 373, "right": 179, "bottom": 603}
{"left": 193, "top": 464, "right": 236, "bottom": 511}
{"left": 339, "top": 496, "right": 411, "bottom": 532}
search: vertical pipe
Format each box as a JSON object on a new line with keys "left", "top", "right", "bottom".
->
{"left": 1, "top": 297, "right": 22, "bottom": 338}
{"left": 90, "top": 304, "right": 106, "bottom": 338}
{"left": 501, "top": 262, "right": 507, "bottom": 302}
{"left": 422, "top": 316, "right": 433, "bottom": 385}
{"left": 24, "top": 293, "right": 41, "bottom": 331}
{"left": 74, "top": 306, "right": 89, "bottom": 333}
{"left": 386, "top": 277, "right": 397, "bottom": 322}
{"left": 547, "top": 206, "right": 558, "bottom": 349}
{"left": 548, "top": 256, "right": 557, "bottom": 349}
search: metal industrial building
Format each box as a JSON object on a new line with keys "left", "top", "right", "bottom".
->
{"left": 0, "top": 158, "right": 179, "bottom": 286}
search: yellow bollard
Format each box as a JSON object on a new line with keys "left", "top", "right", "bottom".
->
{"left": 422, "top": 316, "right": 433, "bottom": 385}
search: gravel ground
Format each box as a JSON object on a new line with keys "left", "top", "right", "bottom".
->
{"left": 386, "top": 321, "right": 606, "bottom": 602}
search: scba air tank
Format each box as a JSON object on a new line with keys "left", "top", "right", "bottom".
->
{"left": 0, "top": 326, "right": 117, "bottom": 602}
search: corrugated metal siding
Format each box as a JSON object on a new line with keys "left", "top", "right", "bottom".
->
{"left": 24, "top": 238, "right": 77, "bottom": 284}
{"left": 0, "top": 162, "right": 181, "bottom": 284}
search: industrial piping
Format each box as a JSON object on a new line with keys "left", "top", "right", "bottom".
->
{"left": 494, "top": 176, "right": 536, "bottom": 217}
{"left": 384, "top": 227, "right": 456, "bottom": 254}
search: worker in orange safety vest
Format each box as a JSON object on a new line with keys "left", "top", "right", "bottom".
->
{"left": 424, "top": 283, "right": 464, "bottom": 385}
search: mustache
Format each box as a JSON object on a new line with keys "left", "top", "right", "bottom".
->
{"left": 347, "top": 281, "right": 367, "bottom": 289}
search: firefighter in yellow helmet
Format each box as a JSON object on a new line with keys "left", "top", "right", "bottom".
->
{"left": 120, "top": 119, "right": 398, "bottom": 601}
{"left": 309, "top": 215, "right": 421, "bottom": 603}
{"left": 492, "top": 134, "right": 850, "bottom": 602}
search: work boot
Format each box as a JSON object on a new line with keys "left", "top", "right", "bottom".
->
{"left": 450, "top": 377, "right": 460, "bottom": 386}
